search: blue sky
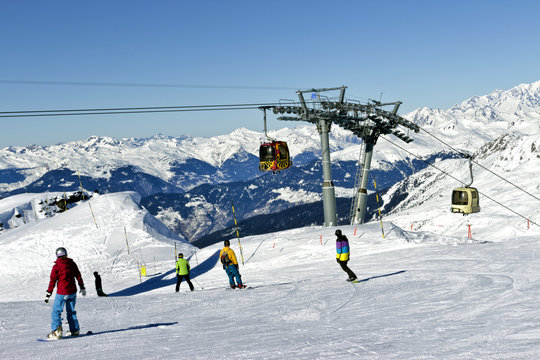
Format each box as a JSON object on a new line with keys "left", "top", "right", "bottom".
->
{"left": 1, "top": 0, "right": 539, "bottom": 147}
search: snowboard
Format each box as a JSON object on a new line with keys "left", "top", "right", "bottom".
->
{"left": 38, "top": 331, "right": 93, "bottom": 342}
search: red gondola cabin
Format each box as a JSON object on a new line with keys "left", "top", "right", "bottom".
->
{"left": 259, "top": 141, "right": 291, "bottom": 172}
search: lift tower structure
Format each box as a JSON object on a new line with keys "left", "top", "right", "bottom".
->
{"left": 263, "top": 86, "right": 420, "bottom": 226}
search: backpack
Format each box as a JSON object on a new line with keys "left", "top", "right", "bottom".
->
{"left": 220, "top": 251, "right": 232, "bottom": 265}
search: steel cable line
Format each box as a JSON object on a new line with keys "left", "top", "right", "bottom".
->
{"left": 0, "top": 106, "right": 265, "bottom": 118}
{"left": 418, "top": 127, "right": 540, "bottom": 203}
{"left": 0, "top": 79, "right": 298, "bottom": 91}
{"left": 379, "top": 135, "right": 539, "bottom": 228}
{"left": 0, "top": 102, "right": 300, "bottom": 118}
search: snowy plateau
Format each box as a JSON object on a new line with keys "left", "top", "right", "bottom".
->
{"left": 0, "top": 81, "right": 539, "bottom": 359}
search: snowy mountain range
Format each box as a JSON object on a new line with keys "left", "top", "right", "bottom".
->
{"left": 1, "top": 81, "right": 540, "bottom": 358}
{"left": 1, "top": 80, "right": 539, "bottom": 243}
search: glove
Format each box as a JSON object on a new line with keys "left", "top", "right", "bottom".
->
{"left": 336, "top": 258, "right": 340, "bottom": 263}
{"left": 45, "top": 292, "right": 52, "bottom": 303}
{"left": 80, "top": 288, "right": 87, "bottom": 297}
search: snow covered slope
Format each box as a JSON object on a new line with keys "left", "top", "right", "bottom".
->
{"left": 0, "top": 218, "right": 539, "bottom": 358}
{"left": 0, "top": 191, "right": 195, "bottom": 301}
{"left": 0, "top": 80, "right": 539, "bottom": 358}
{"left": 381, "top": 132, "right": 540, "bottom": 240}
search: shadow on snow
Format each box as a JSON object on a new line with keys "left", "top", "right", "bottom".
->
{"left": 355, "top": 270, "right": 406, "bottom": 283}
{"left": 90, "top": 322, "right": 178, "bottom": 336}
{"left": 109, "top": 250, "right": 220, "bottom": 297}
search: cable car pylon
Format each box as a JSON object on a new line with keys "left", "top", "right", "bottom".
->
{"left": 270, "top": 86, "right": 419, "bottom": 226}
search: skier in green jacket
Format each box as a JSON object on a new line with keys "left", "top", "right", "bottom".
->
{"left": 175, "top": 253, "right": 194, "bottom": 292}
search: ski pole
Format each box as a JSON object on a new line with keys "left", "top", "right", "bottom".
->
{"left": 193, "top": 278, "right": 204, "bottom": 290}
{"left": 124, "top": 226, "right": 131, "bottom": 255}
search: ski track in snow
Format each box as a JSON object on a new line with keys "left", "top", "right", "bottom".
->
{"left": 1, "top": 215, "right": 540, "bottom": 358}
{"left": 1, "top": 190, "right": 540, "bottom": 358}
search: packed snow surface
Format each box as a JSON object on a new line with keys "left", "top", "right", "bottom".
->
{"left": 0, "top": 191, "right": 539, "bottom": 359}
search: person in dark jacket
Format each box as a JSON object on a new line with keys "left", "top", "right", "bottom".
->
{"left": 45, "top": 247, "right": 86, "bottom": 339}
{"left": 175, "top": 253, "right": 194, "bottom": 292}
{"left": 335, "top": 229, "right": 357, "bottom": 282}
{"left": 93, "top": 271, "right": 108, "bottom": 297}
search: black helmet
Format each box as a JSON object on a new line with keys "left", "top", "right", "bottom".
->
{"left": 335, "top": 229, "right": 342, "bottom": 236}
{"left": 224, "top": 239, "right": 230, "bottom": 247}
{"left": 178, "top": 253, "right": 184, "bottom": 258}
{"left": 56, "top": 247, "right": 67, "bottom": 258}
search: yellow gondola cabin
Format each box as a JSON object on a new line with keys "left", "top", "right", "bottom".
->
{"left": 451, "top": 187, "right": 480, "bottom": 214}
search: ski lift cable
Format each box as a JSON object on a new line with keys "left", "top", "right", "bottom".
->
{"left": 418, "top": 127, "right": 540, "bottom": 203}
{"left": 0, "top": 102, "right": 309, "bottom": 118}
{"left": 0, "top": 79, "right": 299, "bottom": 91}
{"left": 379, "top": 135, "right": 539, "bottom": 228}
{"left": 0, "top": 100, "right": 329, "bottom": 118}
{"left": 0, "top": 106, "right": 267, "bottom": 118}
{"left": 0, "top": 102, "right": 300, "bottom": 115}
{"left": 0, "top": 97, "right": 327, "bottom": 118}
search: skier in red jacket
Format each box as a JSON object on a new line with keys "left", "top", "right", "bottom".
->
{"left": 45, "top": 247, "right": 86, "bottom": 340}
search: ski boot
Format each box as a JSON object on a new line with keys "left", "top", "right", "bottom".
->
{"left": 47, "top": 326, "right": 63, "bottom": 340}
{"left": 236, "top": 284, "right": 246, "bottom": 289}
{"left": 66, "top": 330, "right": 79, "bottom": 337}
{"left": 346, "top": 277, "right": 357, "bottom": 282}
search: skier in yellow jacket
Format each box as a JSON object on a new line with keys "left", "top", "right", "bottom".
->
{"left": 175, "top": 253, "right": 194, "bottom": 292}
{"left": 219, "top": 240, "right": 246, "bottom": 289}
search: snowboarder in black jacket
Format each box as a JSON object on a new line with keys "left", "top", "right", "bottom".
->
{"left": 93, "top": 272, "right": 108, "bottom": 297}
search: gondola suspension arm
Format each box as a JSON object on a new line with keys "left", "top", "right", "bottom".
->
{"left": 464, "top": 156, "right": 473, "bottom": 188}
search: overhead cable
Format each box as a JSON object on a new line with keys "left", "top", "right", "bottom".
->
{"left": 0, "top": 79, "right": 298, "bottom": 91}
{"left": 0, "top": 102, "right": 299, "bottom": 118}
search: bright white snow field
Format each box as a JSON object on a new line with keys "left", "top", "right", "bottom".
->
{"left": 0, "top": 191, "right": 539, "bottom": 359}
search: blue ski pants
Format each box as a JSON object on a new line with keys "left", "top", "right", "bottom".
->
{"left": 224, "top": 264, "right": 242, "bottom": 287}
{"left": 51, "top": 293, "right": 79, "bottom": 332}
